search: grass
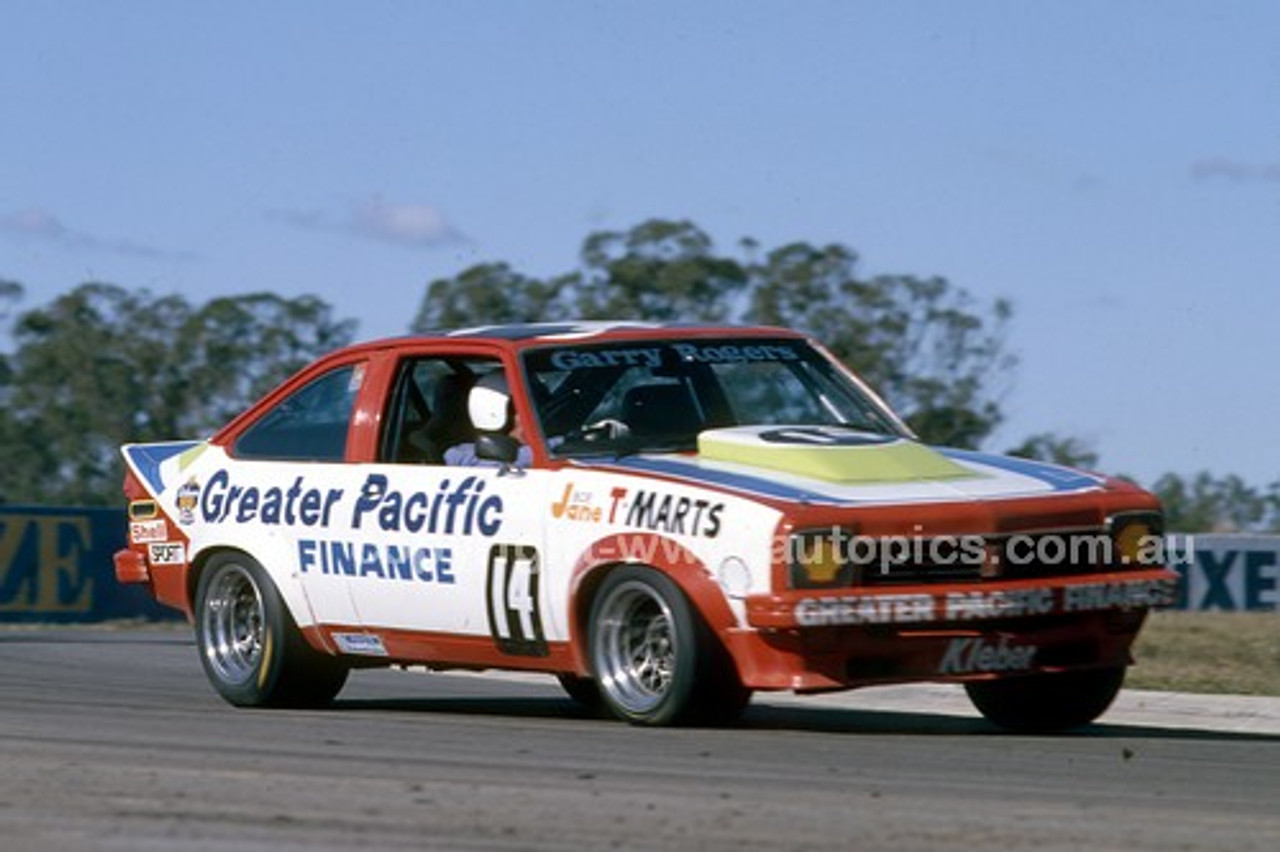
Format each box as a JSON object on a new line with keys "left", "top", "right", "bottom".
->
{"left": 1128, "top": 611, "right": 1280, "bottom": 696}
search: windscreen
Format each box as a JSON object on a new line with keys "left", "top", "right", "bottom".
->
{"left": 521, "top": 338, "right": 905, "bottom": 457}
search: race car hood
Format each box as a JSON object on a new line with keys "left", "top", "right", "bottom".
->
{"left": 589, "top": 426, "right": 1105, "bottom": 507}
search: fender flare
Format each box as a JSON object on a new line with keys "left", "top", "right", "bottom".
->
{"left": 186, "top": 544, "right": 340, "bottom": 656}
{"left": 565, "top": 532, "right": 739, "bottom": 675}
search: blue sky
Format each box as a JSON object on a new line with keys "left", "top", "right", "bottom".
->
{"left": 3, "top": 1, "right": 1278, "bottom": 487}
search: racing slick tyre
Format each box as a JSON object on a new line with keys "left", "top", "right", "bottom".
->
{"left": 195, "top": 552, "right": 349, "bottom": 708}
{"left": 588, "top": 565, "right": 751, "bottom": 727}
{"left": 964, "top": 666, "right": 1126, "bottom": 733}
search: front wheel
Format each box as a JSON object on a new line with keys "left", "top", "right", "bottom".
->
{"left": 588, "top": 566, "right": 750, "bottom": 726}
{"left": 195, "top": 552, "right": 348, "bottom": 708}
{"left": 964, "top": 666, "right": 1126, "bottom": 733}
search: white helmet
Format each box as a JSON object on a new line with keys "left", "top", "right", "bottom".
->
{"left": 468, "top": 371, "right": 512, "bottom": 433}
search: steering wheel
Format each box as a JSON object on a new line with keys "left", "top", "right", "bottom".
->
{"left": 566, "top": 418, "right": 632, "bottom": 445}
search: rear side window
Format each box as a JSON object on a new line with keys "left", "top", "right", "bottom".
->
{"left": 233, "top": 363, "right": 364, "bottom": 461}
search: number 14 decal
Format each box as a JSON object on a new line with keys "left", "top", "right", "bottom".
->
{"left": 486, "top": 544, "right": 548, "bottom": 657}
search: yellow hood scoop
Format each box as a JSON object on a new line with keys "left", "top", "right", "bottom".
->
{"left": 696, "top": 426, "right": 979, "bottom": 484}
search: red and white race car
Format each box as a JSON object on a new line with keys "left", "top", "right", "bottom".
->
{"left": 116, "top": 322, "right": 1178, "bottom": 730}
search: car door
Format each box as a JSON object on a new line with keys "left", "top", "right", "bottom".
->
{"left": 342, "top": 352, "right": 556, "bottom": 658}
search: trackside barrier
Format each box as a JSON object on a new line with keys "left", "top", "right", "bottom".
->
{"left": 0, "top": 506, "right": 179, "bottom": 623}
{"left": 1165, "top": 534, "right": 1279, "bottom": 612}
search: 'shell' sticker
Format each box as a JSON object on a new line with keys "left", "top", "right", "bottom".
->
{"left": 130, "top": 519, "right": 167, "bottom": 544}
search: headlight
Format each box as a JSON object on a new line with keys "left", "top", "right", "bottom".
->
{"left": 1109, "top": 512, "right": 1165, "bottom": 567}
{"left": 717, "top": 556, "right": 752, "bottom": 598}
{"left": 789, "top": 529, "right": 854, "bottom": 589}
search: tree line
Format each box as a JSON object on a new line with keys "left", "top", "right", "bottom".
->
{"left": 1, "top": 219, "right": 1274, "bottom": 531}
{"left": 0, "top": 281, "right": 354, "bottom": 505}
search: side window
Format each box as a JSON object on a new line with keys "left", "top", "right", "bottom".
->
{"left": 234, "top": 363, "right": 364, "bottom": 461}
{"left": 379, "top": 356, "right": 503, "bottom": 464}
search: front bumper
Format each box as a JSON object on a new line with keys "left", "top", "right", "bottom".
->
{"left": 728, "top": 568, "right": 1178, "bottom": 692}
{"left": 746, "top": 569, "right": 1178, "bottom": 629}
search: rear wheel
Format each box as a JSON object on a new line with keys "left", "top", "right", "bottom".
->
{"left": 964, "top": 666, "right": 1126, "bottom": 733}
{"left": 195, "top": 552, "right": 348, "bottom": 707}
{"left": 588, "top": 566, "right": 750, "bottom": 726}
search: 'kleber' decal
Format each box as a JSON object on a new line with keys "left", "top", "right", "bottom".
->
{"left": 938, "top": 635, "right": 1037, "bottom": 675}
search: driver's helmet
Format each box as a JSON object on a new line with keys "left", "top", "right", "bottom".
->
{"left": 468, "top": 371, "right": 513, "bottom": 433}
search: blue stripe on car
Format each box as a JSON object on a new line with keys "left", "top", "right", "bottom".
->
{"left": 937, "top": 448, "right": 1102, "bottom": 491}
{"left": 125, "top": 442, "right": 200, "bottom": 494}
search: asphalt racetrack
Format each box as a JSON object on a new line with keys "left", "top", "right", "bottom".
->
{"left": 1, "top": 627, "right": 1276, "bottom": 851}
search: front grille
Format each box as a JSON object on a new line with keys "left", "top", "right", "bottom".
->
{"left": 858, "top": 561, "right": 983, "bottom": 585}
{"left": 856, "top": 529, "right": 1112, "bottom": 586}
{"left": 993, "top": 530, "right": 1115, "bottom": 579}
{"left": 788, "top": 515, "right": 1164, "bottom": 591}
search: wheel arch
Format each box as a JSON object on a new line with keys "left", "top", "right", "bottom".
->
{"left": 187, "top": 545, "right": 335, "bottom": 655}
{"left": 186, "top": 545, "right": 228, "bottom": 613}
{"left": 566, "top": 533, "right": 741, "bottom": 676}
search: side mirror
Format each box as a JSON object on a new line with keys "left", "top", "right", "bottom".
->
{"left": 475, "top": 432, "right": 519, "bottom": 465}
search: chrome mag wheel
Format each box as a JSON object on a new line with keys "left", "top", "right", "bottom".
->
{"left": 593, "top": 579, "right": 679, "bottom": 716}
{"left": 201, "top": 561, "right": 266, "bottom": 685}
